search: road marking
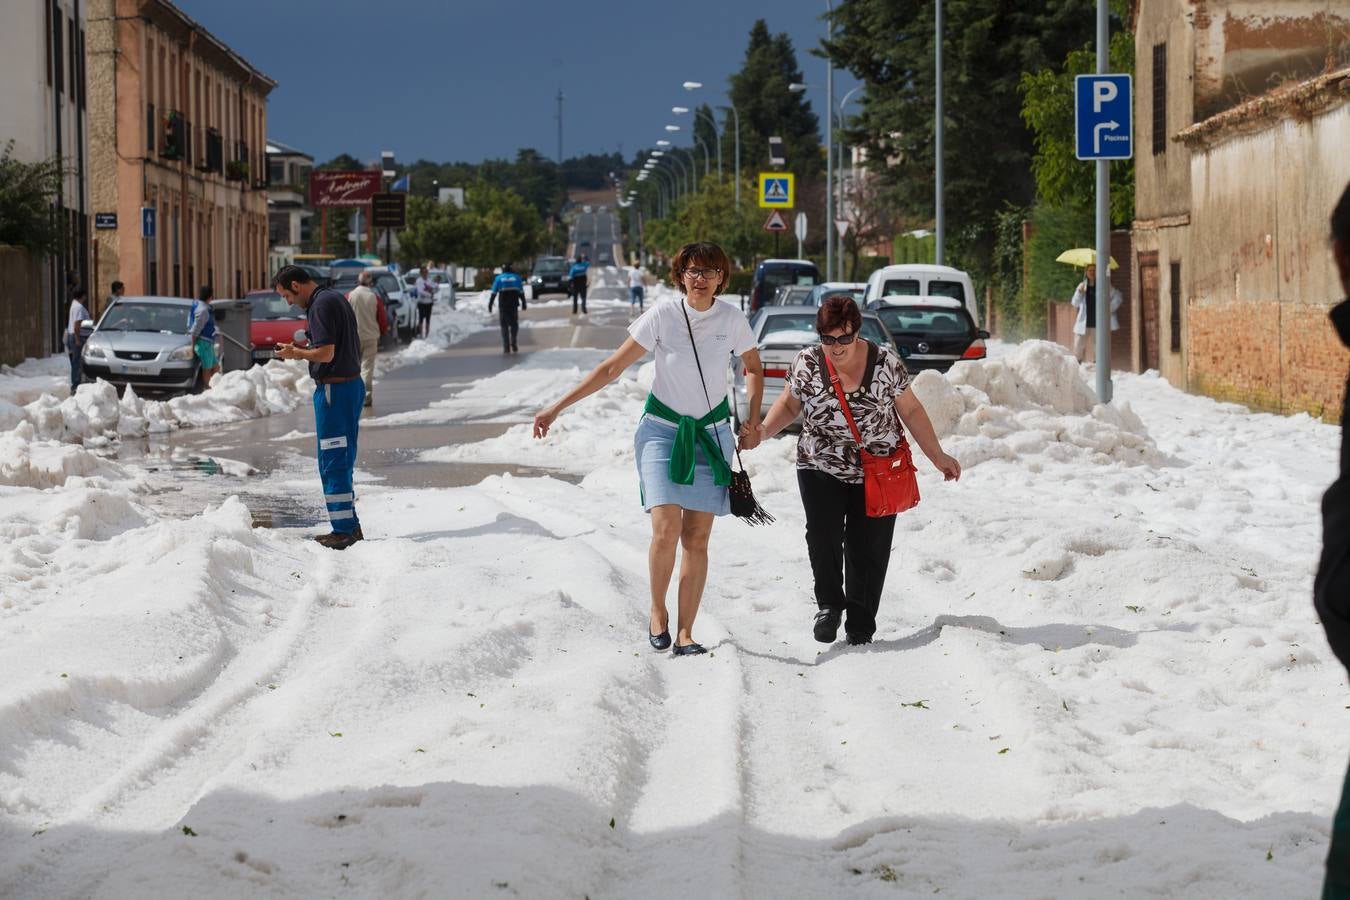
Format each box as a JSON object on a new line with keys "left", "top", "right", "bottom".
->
{"left": 570, "top": 326, "right": 582, "bottom": 348}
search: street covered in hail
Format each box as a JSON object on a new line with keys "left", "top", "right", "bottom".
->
{"left": 0, "top": 271, "right": 1343, "bottom": 899}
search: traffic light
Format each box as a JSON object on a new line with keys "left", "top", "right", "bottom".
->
{"left": 161, "top": 111, "right": 184, "bottom": 160}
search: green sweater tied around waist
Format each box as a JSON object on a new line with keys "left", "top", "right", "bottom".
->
{"left": 643, "top": 393, "right": 732, "bottom": 487}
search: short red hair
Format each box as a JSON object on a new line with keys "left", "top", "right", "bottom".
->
{"left": 816, "top": 295, "right": 862, "bottom": 334}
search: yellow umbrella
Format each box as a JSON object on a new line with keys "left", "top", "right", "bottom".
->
{"left": 1056, "top": 248, "right": 1118, "bottom": 269}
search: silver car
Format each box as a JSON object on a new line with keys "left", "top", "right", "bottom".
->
{"left": 81, "top": 296, "right": 221, "bottom": 394}
{"left": 729, "top": 307, "right": 896, "bottom": 426}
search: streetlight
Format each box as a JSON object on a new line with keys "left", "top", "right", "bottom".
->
{"left": 673, "top": 105, "right": 721, "bottom": 176}
{"left": 684, "top": 81, "right": 741, "bottom": 207}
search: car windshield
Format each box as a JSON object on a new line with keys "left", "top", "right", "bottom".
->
{"left": 881, "top": 278, "right": 922, "bottom": 296}
{"left": 760, "top": 314, "right": 819, "bottom": 345}
{"left": 333, "top": 274, "right": 359, "bottom": 292}
{"left": 763, "top": 266, "right": 818, "bottom": 291}
{"left": 100, "top": 302, "right": 190, "bottom": 333}
{"left": 814, "top": 287, "right": 865, "bottom": 305}
{"left": 860, "top": 318, "right": 893, "bottom": 347}
{"left": 374, "top": 273, "right": 401, "bottom": 294}
{"left": 875, "top": 306, "right": 974, "bottom": 336}
{"left": 535, "top": 261, "right": 566, "bottom": 275}
{"left": 928, "top": 280, "right": 967, "bottom": 303}
{"left": 247, "top": 292, "right": 302, "bottom": 320}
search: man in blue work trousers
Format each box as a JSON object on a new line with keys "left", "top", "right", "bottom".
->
{"left": 272, "top": 264, "right": 366, "bottom": 549}
{"left": 488, "top": 263, "right": 527, "bottom": 353}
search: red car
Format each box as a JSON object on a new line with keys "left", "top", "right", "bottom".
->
{"left": 245, "top": 289, "right": 308, "bottom": 365}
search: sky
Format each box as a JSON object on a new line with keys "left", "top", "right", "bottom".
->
{"left": 173, "top": 0, "right": 860, "bottom": 168}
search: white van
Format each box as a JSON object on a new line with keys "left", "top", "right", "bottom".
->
{"left": 863, "top": 264, "right": 978, "bottom": 323}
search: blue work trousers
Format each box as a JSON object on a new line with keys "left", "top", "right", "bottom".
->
{"left": 313, "top": 379, "right": 364, "bottom": 533}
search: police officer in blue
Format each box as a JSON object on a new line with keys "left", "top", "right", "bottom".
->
{"left": 488, "top": 263, "right": 527, "bottom": 354}
{"left": 272, "top": 264, "right": 365, "bottom": 550}
{"left": 568, "top": 255, "right": 590, "bottom": 315}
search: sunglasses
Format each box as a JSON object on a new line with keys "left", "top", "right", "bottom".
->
{"left": 818, "top": 332, "right": 857, "bottom": 346}
{"left": 681, "top": 267, "right": 723, "bottom": 281}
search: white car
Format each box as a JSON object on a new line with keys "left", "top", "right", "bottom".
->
{"left": 862, "top": 264, "right": 978, "bottom": 323}
{"left": 364, "top": 267, "right": 416, "bottom": 340}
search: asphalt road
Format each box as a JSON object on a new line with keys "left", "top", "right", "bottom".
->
{"left": 122, "top": 271, "right": 639, "bottom": 526}
{"left": 569, "top": 208, "right": 621, "bottom": 265}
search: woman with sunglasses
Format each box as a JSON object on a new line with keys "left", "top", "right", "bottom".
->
{"left": 533, "top": 242, "right": 764, "bottom": 655}
{"left": 754, "top": 295, "right": 961, "bottom": 646}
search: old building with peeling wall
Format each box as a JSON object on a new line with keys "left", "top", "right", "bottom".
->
{"left": 1132, "top": 0, "right": 1350, "bottom": 420}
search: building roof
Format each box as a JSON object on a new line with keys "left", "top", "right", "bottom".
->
{"left": 142, "top": 0, "right": 277, "bottom": 92}
{"left": 1176, "top": 66, "right": 1349, "bottom": 152}
{"left": 266, "top": 139, "right": 312, "bottom": 160}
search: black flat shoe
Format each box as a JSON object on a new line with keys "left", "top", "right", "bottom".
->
{"left": 649, "top": 630, "right": 671, "bottom": 650}
{"left": 813, "top": 609, "right": 842, "bottom": 643}
{"left": 846, "top": 633, "right": 873, "bottom": 646}
{"left": 671, "top": 642, "right": 707, "bottom": 656}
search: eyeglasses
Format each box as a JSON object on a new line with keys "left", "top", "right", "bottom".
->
{"left": 681, "top": 267, "right": 722, "bottom": 281}
{"left": 818, "top": 332, "right": 857, "bottom": 346}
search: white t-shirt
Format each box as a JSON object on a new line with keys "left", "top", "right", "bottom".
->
{"left": 628, "top": 296, "right": 757, "bottom": 418}
{"left": 68, "top": 300, "right": 91, "bottom": 335}
{"left": 628, "top": 269, "right": 644, "bottom": 289}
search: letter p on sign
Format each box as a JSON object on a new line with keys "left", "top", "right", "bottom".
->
{"left": 1093, "top": 80, "right": 1118, "bottom": 111}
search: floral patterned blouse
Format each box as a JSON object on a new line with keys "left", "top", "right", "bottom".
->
{"left": 787, "top": 341, "right": 912, "bottom": 483}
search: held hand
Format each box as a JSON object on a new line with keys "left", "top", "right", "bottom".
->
{"left": 274, "top": 342, "right": 298, "bottom": 360}
{"left": 738, "top": 422, "right": 762, "bottom": 451}
{"left": 933, "top": 452, "right": 962, "bottom": 482}
{"left": 533, "top": 406, "right": 559, "bottom": 439}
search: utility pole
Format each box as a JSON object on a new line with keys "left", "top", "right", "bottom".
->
{"left": 935, "top": 0, "right": 945, "bottom": 266}
{"left": 555, "top": 89, "right": 564, "bottom": 164}
{"left": 825, "top": 0, "right": 835, "bottom": 281}
{"left": 1094, "top": 0, "right": 1112, "bottom": 403}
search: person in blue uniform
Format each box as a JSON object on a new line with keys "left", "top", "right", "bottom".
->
{"left": 568, "top": 256, "right": 590, "bottom": 315}
{"left": 488, "top": 264, "right": 527, "bottom": 354}
{"left": 272, "top": 264, "right": 366, "bottom": 550}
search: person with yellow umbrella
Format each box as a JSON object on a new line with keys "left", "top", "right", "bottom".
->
{"left": 1058, "top": 248, "right": 1122, "bottom": 364}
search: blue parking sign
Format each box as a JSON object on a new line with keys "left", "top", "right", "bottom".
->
{"left": 1074, "top": 74, "right": 1132, "bottom": 160}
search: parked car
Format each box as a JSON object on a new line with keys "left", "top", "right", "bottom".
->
{"left": 528, "top": 256, "right": 570, "bottom": 298}
{"left": 80, "top": 296, "right": 223, "bottom": 395}
{"left": 244, "top": 289, "right": 307, "bottom": 365}
{"left": 863, "top": 264, "right": 979, "bottom": 323}
{"left": 803, "top": 281, "right": 867, "bottom": 307}
{"left": 749, "top": 258, "right": 821, "bottom": 312}
{"left": 728, "top": 306, "right": 895, "bottom": 427}
{"left": 331, "top": 271, "right": 405, "bottom": 346}
{"left": 402, "top": 267, "right": 457, "bottom": 306}
{"left": 870, "top": 296, "right": 989, "bottom": 373}
{"left": 769, "top": 284, "right": 815, "bottom": 306}
{"left": 366, "top": 267, "right": 415, "bottom": 340}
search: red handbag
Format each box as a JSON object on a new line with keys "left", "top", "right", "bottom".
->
{"left": 823, "top": 352, "right": 920, "bottom": 517}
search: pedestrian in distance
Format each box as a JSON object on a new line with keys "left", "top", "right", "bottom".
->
{"left": 105, "top": 280, "right": 124, "bottom": 314}
{"left": 752, "top": 295, "right": 961, "bottom": 646}
{"left": 569, "top": 255, "right": 590, "bottom": 315}
{"left": 272, "top": 265, "right": 366, "bottom": 550}
{"left": 488, "top": 263, "right": 527, "bottom": 354}
{"left": 415, "top": 263, "right": 435, "bottom": 339}
{"left": 188, "top": 286, "right": 220, "bottom": 391}
{"left": 1316, "top": 179, "right": 1350, "bottom": 899}
{"left": 628, "top": 266, "right": 646, "bottom": 316}
{"left": 533, "top": 241, "right": 765, "bottom": 655}
{"left": 66, "top": 287, "right": 91, "bottom": 395}
{"left": 1070, "top": 264, "right": 1122, "bottom": 364}
{"left": 346, "top": 271, "right": 382, "bottom": 407}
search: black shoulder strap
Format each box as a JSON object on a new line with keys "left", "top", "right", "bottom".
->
{"left": 816, "top": 346, "right": 831, "bottom": 394}
{"left": 862, "top": 340, "right": 879, "bottom": 391}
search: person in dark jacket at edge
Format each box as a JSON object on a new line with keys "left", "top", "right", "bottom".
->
{"left": 489, "top": 263, "right": 527, "bottom": 353}
{"left": 569, "top": 255, "right": 590, "bottom": 315}
{"left": 272, "top": 264, "right": 366, "bottom": 550}
{"left": 1318, "top": 180, "right": 1350, "bottom": 899}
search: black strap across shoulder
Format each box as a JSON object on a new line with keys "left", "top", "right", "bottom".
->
{"left": 816, "top": 339, "right": 879, "bottom": 395}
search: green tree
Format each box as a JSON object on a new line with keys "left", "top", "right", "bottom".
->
{"left": 0, "top": 141, "right": 69, "bottom": 254}
{"left": 728, "top": 20, "right": 823, "bottom": 182}
{"left": 824, "top": 0, "right": 1111, "bottom": 274}
{"left": 463, "top": 181, "right": 544, "bottom": 268}
{"left": 397, "top": 195, "right": 473, "bottom": 268}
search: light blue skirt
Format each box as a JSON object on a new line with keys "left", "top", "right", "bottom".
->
{"left": 634, "top": 414, "right": 734, "bottom": 515}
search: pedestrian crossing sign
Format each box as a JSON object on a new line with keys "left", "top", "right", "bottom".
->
{"left": 758, "top": 172, "right": 794, "bottom": 208}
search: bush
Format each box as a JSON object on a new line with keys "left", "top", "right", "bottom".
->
{"left": 726, "top": 270, "right": 753, "bottom": 296}
{"left": 1022, "top": 203, "right": 1092, "bottom": 336}
{"left": 472, "top": 269, "right": 496, "bottom": 291}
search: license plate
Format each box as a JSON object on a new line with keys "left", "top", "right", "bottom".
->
{"left": 124, "top": 365, "right": 149, "bottom": 375}
{"left": 255, "top": 349, "right": 275, "bottom": 359}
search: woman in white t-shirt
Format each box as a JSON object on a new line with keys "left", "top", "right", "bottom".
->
{"left": 533, "top": 242, "right": 764, "bottom": 656}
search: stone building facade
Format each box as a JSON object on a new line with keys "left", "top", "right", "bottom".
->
{"left": 1132, "top": 0, "right": 1350, "bottom": 419}
{"left": 86, "top": 0, "right": 275, "bottom": 304}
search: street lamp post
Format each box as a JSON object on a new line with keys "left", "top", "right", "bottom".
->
{"left": 835, "top": 86, "right": 863, "bottom": 278}
{"left": 674, "top": 105, "right": 721, "bottom": 176}
{"left": 826, "top": 0, "right": 835, "bottom": 281}
{"left": 683, "top": 81, "right": 741, "bottom": 207}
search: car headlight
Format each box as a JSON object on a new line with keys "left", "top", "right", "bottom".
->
{"left": 168, "top": 345, "right": 195, "bottom": 361}
{"left": 83, "top": 344, "right": 105, "bottom": 359}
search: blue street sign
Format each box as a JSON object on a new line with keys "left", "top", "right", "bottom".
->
{"left": 1074, "top": 74, "right": 1133, "bottom": 160}
{"left": 140, "top": 206, "right": 157, "bottom": 239}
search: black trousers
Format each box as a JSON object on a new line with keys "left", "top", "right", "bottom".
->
{"left": 571, "top": 277, "right": 588, "bottom": 313}
{"left": 498, "top": 309, "right": 519, "bottom": 350}
{"left": 797, "top": 467, "right": 897, "bottom": 639}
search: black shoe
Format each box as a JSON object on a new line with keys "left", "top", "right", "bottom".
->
{"left": 649, "top": 630, "right": 671, "bottom": 651}
{"left": 511, "top": 344, "right": 518, "bottom": 353}
{"left": 813, "top": 609, "right": 842, "bottom": 643}
{"left": 846, "top": 633, "right": 873, "bottom": 646}
{"left": 315, "top": 526, "right": 364, "bottom": 550}
{"left": 672, "top": 642, "right": 707, "bottom": 656}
